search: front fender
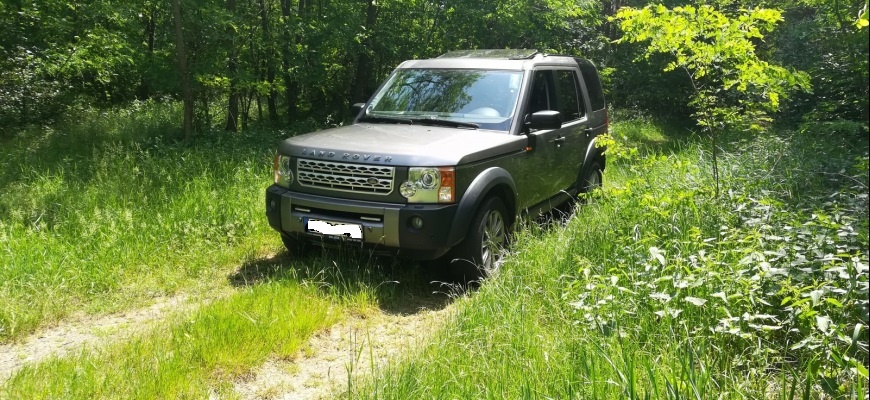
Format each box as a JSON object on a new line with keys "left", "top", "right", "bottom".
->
{"left": 446, "top": 167, "right": 517, "bottom": 246}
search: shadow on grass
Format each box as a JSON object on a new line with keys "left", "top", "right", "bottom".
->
{"left": 228, "top": 249, "right": 455, "bottom": 316}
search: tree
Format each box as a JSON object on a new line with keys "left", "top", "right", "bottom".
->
{"left": 171, "top": 0, "right": 193, "bottom": 139}
{"left": 614, "top": 4, "right": 811, "bottom": 195}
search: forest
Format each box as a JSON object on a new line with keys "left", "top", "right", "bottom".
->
{"left": 1, "top": 0, "right": 866, "bottom": 135}
{"left": 0, "top": 0, "right": 868, "bottom": 398}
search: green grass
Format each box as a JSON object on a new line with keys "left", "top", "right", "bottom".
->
{"left": 0, "top": 101, "right": 292, "bottom": 341}
{"left": 2, "top": 103, "right": 866, "bottom": 398}
{"left": 1, "top": 280, "right": 337, "bottom": 399}
{"left": 0, "top": 238, "right": 449, "bottom": 399}
{"left": 353, "top": 119, "right": 869, "bottom": 399}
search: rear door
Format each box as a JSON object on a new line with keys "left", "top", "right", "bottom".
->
{"left": 551, "top": 68, "right": 589, "bottom": 191}
{"left": 516, "top": 68, "right": 590, "bottom": 205}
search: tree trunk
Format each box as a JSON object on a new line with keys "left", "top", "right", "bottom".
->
{"left": 280, "top": 0, "right": 298, "bottom": 125}
{"left": 225, "top": 0, "right": 239, "bottom": 131}
{"left": 137, "top": 8, "right": 156, "bottom": 100}
{"left": 171, "top": 0, "right": 194, "bottom": 140}
{"left": 259, "top": 0, "right": 278, "bottom": 122}
{"left": 350, "top": 0, "right": 378, "bottom": 104}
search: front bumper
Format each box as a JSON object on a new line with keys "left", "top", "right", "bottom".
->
{"left": 265, "top": 185, "right": 458, "bottom": 260}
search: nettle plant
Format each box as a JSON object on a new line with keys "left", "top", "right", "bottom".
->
{"left": 564, "top": 154, "right": 869, "bottom": 395}
{"left": 613, "top": 5, "right": 811, "bottom": 196}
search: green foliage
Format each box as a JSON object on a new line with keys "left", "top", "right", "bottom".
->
{"left": 1, "top": 281, "right": 338, "bottom": 399}
{"left": 771, "top": 0, "right": 869, "bottom": 124}
{"left": 0, "top": 101, "right": 288, "bottom": 341}
{"left": 614, "top": 4, "right": 810, "bottom": 133}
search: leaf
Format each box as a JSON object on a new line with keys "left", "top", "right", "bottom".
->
{"left": 684, "top": 296, "right": 707, "bottom": 306}
{"left": 649, "top": 292, "right": 672, "bottom": 302}
{"left": 824, "top": 297, "right": 844, "bottom": 308}
{"left": 815, "top": 315, "right": 831, "bottom": 333}
{"left": 649, "top": 246, "right": 666, "bottom": 267}
{"left": 852, "top": 358, "right": 869, "bottom": 378}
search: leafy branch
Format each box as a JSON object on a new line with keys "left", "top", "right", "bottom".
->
{"left": 613, "top": 4, "right": 811, "bottom": 196}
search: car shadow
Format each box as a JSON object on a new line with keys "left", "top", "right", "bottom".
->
{"left": 228, "top": 249, "right": 460, "bottom": 316}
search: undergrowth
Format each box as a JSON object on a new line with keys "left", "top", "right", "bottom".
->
{"left": 0, "top": 100, "right": 300, "bottom": 341}
{"left": 356, "top": 118, "right": 869, "bottom": 399}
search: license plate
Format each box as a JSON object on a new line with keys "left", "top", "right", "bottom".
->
{"left": 305, "top": 219, "right": 363, "bottom": 240}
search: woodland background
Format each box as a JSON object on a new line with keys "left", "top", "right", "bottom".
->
{"left": 1, "top": 0, "right": 867, "bottom": 137}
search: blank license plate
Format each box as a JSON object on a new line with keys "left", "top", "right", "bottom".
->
{"left": 305, "top": 219, "right": 363, "bottom": 240}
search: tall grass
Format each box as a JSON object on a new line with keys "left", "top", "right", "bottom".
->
{"left": 0, "top": 101, "right": 291, "bottom": 341}
{"left": 0, "top": 280, "right": 337, "bottom": 399}
{"left": 354, "top": 119, "right": 869, "bottom": 399}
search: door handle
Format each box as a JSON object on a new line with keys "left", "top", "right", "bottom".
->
{"left": 551, "top": 136, "right": 566, "bottom": 144}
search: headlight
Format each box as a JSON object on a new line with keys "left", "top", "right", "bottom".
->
{"left": 273, "top": 154, "right": 294, "bottom": 187}
{"left": 401, "top": 167, "right": 455, "bottom": 203}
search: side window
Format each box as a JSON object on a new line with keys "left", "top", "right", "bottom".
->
{"left": 578, "top": 61, "right": 605, "bottom": 111}
{"left": 556, "top": 70, "right": 582, "bottom": 122}
{"left": 528, "top": 70, "right": 555, "bottom": 114}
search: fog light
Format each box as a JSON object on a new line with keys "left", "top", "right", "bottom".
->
{"left": 410, "top": 216, "right": 424, "bottom": 229}
{"left": 269, "top": 200, "right": 276, "bottom": 209}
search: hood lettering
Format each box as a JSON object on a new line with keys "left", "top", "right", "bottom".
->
{"left": 301, "top": 149, "right": 392, "bottom": 163}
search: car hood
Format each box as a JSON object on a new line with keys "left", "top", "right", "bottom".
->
{"left": 278, "top": 123, "right": 527, "bottom": 166}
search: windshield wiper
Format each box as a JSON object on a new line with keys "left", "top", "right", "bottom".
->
{"left": 358, "top": 114, "right": 413, "bottom": 124}
{"left": 409, "top": 117, "right": 479, "bottom": 129}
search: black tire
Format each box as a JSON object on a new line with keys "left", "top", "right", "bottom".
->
{"left": 281, "top": 233, "right": 310, "bottom": 257}
{"left": 447, "top": 197, "right": 509, "bottom": 282}
{"left": 555, "top": 160, "right": 603, "bottom": 218}
{"left": 579, "top": 160, "right": 603, "bottom": 194}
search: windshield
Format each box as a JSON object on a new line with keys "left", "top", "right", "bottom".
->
{"left": 365, "top": 69, "right": 523, "bottom": 132}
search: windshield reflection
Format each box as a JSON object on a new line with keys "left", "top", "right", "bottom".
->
{"left": 366, "top": 69, "right": 523, "bottom": 132}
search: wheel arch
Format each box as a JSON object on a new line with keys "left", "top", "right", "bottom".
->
{"left": 579, "top": 136, "right": 607, "bottom": 183}
{"left": 446, "top": 167, "right": 517, "bottom": 246}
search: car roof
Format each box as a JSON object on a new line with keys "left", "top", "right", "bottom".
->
{"left": 396, "top": 49, "right": 584, "bottom": 71}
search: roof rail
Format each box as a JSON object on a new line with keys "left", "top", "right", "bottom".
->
{"left": 438, "top": 49, "right": 541, "bottom": 60}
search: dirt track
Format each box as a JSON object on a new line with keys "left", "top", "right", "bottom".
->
{"left": 0, "top": 280, "right": 453, "bottom": 398}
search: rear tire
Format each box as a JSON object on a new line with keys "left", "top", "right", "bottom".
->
{"left": 579, "top": 161, "right": 603, "bottom": 195}
{"left": 447, "top": 197, "right": 509, "bottom": 282}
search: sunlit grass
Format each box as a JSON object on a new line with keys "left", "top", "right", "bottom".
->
{"left": 1, "top": 280, "right": 337, "bottom": 399}
{"left": 0, "top": 101, "right": 290, "bottom": 341}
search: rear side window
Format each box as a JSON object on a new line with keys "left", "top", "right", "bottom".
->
{"left": 556, "top": 70, "right": 582, "bottom": 122}
{"left": 577, "top": 60, "right": 605, "bottom": 111}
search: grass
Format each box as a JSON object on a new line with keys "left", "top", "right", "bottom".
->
{"left": 352, "top": 118, "right": 869, "bottom": 399}
{"left": 0, "top": 101, "right": 293, "bottom": 341}
{"left": 0, "top": 101, "right": 450, "bottom": 397}
{"left": 1, "top": 280, "right": 337, "bottom": 399}
{"left": 1, "top": 103, "right": 866, "bottom": 398}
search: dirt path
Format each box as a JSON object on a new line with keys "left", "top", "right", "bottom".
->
{"left": 1, "top": 294, "right": 454, "bottom": 398}
{"left": 1, "top": 278, "right": 455, "bottom": 398}
{"left": 233, "top": 303, "right": 452, "bottom": 400}
{"left": 0, "top": 295, "right": 191, "bottom": 383}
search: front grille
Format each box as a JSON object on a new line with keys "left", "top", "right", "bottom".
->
{"left": 297, "top": 158, "right": 395, "bottom": 195}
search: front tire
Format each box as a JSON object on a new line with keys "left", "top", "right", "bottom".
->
{"left": 447, "top": 197, "right": 509, "bottom": 281}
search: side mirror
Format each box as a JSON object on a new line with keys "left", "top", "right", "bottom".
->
{"left": 526, "top": 110, "right": 562, "bottom": 130}
{"left": 351, "top": 103, "right": 366, "bottom": 117}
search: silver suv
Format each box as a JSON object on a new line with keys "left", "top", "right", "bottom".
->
{"left": 265, "top": 49, "right": 608, "bottom": 279}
